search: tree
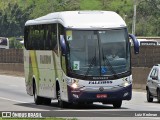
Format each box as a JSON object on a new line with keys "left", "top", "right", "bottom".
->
{"left": 136, "top": 0, "right": 160, "bottom": 36}
{"left": 30, "top": 0, "right": 80, "bottom": 18}
{"left": 0, "top": 2, "right": 34, "bottom": 37}
{"left": 0, "top": 0, "right": 159, "bottom": 37}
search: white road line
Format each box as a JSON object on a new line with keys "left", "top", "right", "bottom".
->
{"left": 8, "top": 85, "right": 18, "bottom": 87}
{"left": 0, "top": 96, "right": 27, "bottom": 103}
{"left": 54, "top": 109, "right": 113, "bottom": 111}
{"left": 141, "top": 118, "right": 160, "bottom": 120}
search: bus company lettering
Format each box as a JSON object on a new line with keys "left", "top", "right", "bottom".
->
{"left": 40, "top": 55, "right": 51, "bottom": 64}
{"left": 89, "top": 81, "right": 112, "bottom": 84}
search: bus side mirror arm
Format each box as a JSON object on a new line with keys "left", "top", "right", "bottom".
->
{"left": 60, "top": 35, "right": 67, "bottom": 55}
{"left": 129, "top": 34, "right": 139, "bottom": 54}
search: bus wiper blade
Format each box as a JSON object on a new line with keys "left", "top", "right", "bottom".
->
{"left": 102, "top": 48, "right": 119, "bottom": 79}
{"left": 84, "top": 56, "right": 96, "bottom": 79}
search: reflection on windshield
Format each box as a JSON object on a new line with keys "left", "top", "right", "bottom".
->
{"left": 66, "top": 29, "right": 130, "bottom": 77}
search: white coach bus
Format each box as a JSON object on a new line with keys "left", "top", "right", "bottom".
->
{"left": 0, "top": 37, "right": 9, "bottom": 49}
{"left": 24, "top": 11, "right": 139, "bottom": 108}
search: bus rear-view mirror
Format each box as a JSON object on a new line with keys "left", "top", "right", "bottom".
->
{"left": 129, "top": 34, "right": 139, "bottom": 54}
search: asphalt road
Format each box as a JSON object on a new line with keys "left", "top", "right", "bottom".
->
{"left": 0, "top": 75, "right": 160, "bottom": 120}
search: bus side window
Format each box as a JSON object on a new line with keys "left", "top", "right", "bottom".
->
{"left": 24, "top": 26, "right": 29, "bottom": 49}
{"left": 45, "top": 25, "right": 50, "bottom": 50}
{"left": 29, "top": 26, "right": 33, "bottom": 50}
{"left": 34, "top": 26, "right": 40, "bottom": 50}
{"left": 39, "top": 25, "right": 44, "bottom": 50}
{"left": 58, "top": 24, "right": 65, "bottom": 54}
{"left": 51, "top": 24, "right": 57, "bottom": 50}
{"left": 58, "top": 24, "right": 66, "bottom": 73}
{"left": 44, "top": 24, "right": 57, "bottom": 50}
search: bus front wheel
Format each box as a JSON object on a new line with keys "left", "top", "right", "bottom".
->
{"left": 112, "top": 100, "right": 122, "bottom": 108}
{"left": 43, "top": 98, "right": 51, "bottom": 105}
{"left": 57, "top": 90, "right": 68, "bottom": 108}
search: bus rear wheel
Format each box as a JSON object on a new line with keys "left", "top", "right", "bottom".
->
{"left": 33, "top": 83, "right": 43, "bottom": 105}
{"left": 112, "top": 101, "right": 122, "bottom": 108}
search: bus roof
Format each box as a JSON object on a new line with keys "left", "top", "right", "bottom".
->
{"left": 25, "top": 11, "right": 126, "bottom": 29}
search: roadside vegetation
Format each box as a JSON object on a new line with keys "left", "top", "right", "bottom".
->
{"left": 0, "top": 0, "right": 159, "bottom": 48}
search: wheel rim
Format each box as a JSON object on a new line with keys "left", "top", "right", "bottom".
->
{"left": 57, "top": 90, "right": 61, "bottom": 101}
{"left": 57, "top": 90, "right": 62, "bottom": 106}
{"left": 34, "top": 86, "right": 37, "bottom": 102}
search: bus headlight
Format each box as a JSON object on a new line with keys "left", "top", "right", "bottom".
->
{"left": 71, "top": 83, "right": 78, "bottom": 89}
{"left": 124, "top": 82, "right": 129, "bottom": 87}
{"left": 71, "top": 83, "right": 84, "bottom": 89}
{"left": 66, "top": 78, "right": 84, "bottom": 89}
{"left": 122, "top": 81, "right": 130, "bottom": 87}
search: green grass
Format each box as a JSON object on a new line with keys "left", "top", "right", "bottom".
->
{"left": 80, "top": 0, "right": 101, "bottom": 10}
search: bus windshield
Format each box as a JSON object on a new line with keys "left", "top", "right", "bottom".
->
{"left": 66, "top": 28, "right": 130, "bottom": 78}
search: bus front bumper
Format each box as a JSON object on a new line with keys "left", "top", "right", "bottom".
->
{"left": 67, "top": 85, "right": 132, "bottom": 103}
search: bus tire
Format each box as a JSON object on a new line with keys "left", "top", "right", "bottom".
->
{"left": 57, "top": 90, "right": 68, "bottom": 108}
{"left": 113, "top": 100, "right": 122, "bottom": 108}
{"left": 43, "top": 98, "right": 51, "bottom": 105}
{"left": 86, "top": 102, "right": 93, "bottom": 105}
{"left": 33, "top": 82, "right": 43, "bottom": 105}
{"left": 78, "top": 102, "right": 93, "bottom": 105}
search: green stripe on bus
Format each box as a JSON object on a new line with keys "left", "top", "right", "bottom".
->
{"left": 53, "top": 52, "right": 58, "bottom": 78}
{"left": 28, "top": 53, "right": 33, "bottom": 91}
{"left": 30, "top": 50, "right": 40, "bottom": 92}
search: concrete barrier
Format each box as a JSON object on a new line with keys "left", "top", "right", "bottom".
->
{"left": 132, "top": 67, "right": 151, "bottom": 90}
{"left": 0, "top": 63, "right": 24, "bottom": 76}
{"left": 0, "top": 63, "right": 151, "bottom": 90}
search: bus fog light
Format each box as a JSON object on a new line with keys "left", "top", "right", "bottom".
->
{"left": 73, "top": 94, "right": 79, "bottom": 98}
{"left": 123, "top": 92, "right": 129, "bottom": 97}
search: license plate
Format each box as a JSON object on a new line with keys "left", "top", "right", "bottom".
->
{"left": 96, "top": 94, "right": 107, "bottom": 98}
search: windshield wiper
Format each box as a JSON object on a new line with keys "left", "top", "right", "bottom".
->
{"left": 84, "top": 55, "right": 96, "bottom": 78}
{"left": 84, "top": 42, "right": 98, "bottom": 79}
{"left": 102, "top": 48, "right": 119, "bottom": 79}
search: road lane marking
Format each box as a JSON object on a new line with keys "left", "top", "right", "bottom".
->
{"left": 141, "top": 118, "right": 160, "bottom": 120}
{"left": 54, "top": 109, "right": 122, "bottom": 111}
{"left": 0, "top": 96, "right": 28, "bottom": 103}
{"left": 8, "top": 85, "right": 18, "bottom": 87}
